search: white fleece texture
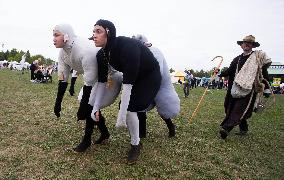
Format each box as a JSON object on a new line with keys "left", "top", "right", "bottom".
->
{"left": 150, "top": 47, "right": 180, "bottom": 119}
{"left": 116, "top": 84, "right": 132, "bottom": 128}
{"left": 55, "top": 23, "right": 99, "bottom": 86}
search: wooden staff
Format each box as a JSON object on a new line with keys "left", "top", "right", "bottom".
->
{"left": 189, "top": 56, "right": 223, "bottom": 123}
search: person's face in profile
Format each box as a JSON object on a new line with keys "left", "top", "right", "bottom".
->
{"left": 53, "top": 31, "right": 65, "bottom": 48}
{"left": 92, "top": 25, "right": 108, "bottom": 48}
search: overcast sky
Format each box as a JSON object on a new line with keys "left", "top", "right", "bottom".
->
{"left": 0, "top": 0, "right": 283, "bottom": 71}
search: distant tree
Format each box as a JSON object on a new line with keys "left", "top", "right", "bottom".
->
{"left": 3, "top": 48, "right": 55, "bottom": 64}
{"left": 194, "top": 69, "right": 206, "bottom": 77}
{"left": 221, "top": 66, "right": 228, "bottom": 73}
{"left": 8, "top": 48, "right": 18, "bottom": 61}
{"left": 7, "top": 49, "right": 25, "bottom": 62}
{"left": 45, "top": 58, "right": 54, "bottom": 65}
{"left": 4, "top": 50, "right": 9, "bottom": 60}
{"left": 169, "top": 68, "right": 175, "bottom": 73}
{"left": 0, "top": 52, "right": 5, "bottom": 61}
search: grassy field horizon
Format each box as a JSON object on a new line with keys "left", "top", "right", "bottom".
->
{"left": 0, "top": 69, "right": 283, "bottom": 179}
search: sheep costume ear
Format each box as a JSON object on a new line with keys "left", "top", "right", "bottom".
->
{"left": 133, "top": 34, "right": 152, "bottom": 47}
{"left": 54, "top": 23, "right": 76, "bottom": 44}
{"left": 134, "top": 34, "right": 148, "bottom": 43}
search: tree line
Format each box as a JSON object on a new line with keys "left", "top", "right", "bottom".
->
{"left": 1, "top": 48, "right": 229, "bottom": 77}
{"left": 0, "top": 48, "right": 55, "bottom": 65}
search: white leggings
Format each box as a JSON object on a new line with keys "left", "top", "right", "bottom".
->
{"left": 126, "top": 111, "right": 140, "bottom": 145}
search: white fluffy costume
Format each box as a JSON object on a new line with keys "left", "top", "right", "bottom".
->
{"left": 54, "top": 24, "right": 98, "bottom": 86}
{"left": 53, "top": 23, "right": 121, "bottom": 115}
{"left": 53, "top": 23, "right": 121, "bottom": 152}
{"left": 132, "top": 34, "right": 179, "bottom": 138}
{"left": 134, "top": 34, "right": 180, "bottom": 119}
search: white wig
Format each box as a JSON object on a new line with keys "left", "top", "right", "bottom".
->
{"left": 53, "top": 23, "right": 77, "bottom": 45}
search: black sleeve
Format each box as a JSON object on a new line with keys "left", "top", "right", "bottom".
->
{"left": 262, "top": 62, "right": 271, "bottom": 89}
{"left": 219, "top": 57, "right": 238, "bottom": 77}
{"left": 77, "top": 85, "right": 92, "bottom": 120}
{"left": 262, "top": 63, "right": 271, "bottom": 81}
{"left": 97, "top": 49, "right": 108, "bottom": 83}
{"left": 54, "top": 81, "right": 68, "bottom": 117}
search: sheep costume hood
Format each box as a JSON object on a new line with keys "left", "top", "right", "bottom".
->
{"left": 54, "top": 23, "right": 122, "bottom": 108}
{"left": 54, "top": 23, "right": 98, "bottom": 86}
{"left": 133, "top": 34, "right": 180, "bottom": 119}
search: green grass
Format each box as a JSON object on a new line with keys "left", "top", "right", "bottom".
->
{"left": 0, "top": 69, "right": 283, "bottom": 179}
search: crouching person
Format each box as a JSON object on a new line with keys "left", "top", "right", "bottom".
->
{"left": 89, "top": 20, "right": 161, "bottom": 164}
{"left": 52, "top": 23, "right": 113, "bottom": 152}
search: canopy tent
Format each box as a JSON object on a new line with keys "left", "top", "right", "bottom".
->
{"left": 174, "top": 71, "right": 185, "bottom": 81}
{"left": 267, "top": 62, "right": 284, "bottom": 83}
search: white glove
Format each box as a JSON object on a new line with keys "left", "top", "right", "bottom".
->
{"left": 116, "top": 84, "right": 132, "bottom": 128}
{"left": 91, "top": 82, "right": 106, "bottom": 121}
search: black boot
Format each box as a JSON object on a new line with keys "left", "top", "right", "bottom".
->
{"left": 94, "top": 113, "right": 110, "bottom": 144}
{"left": 137, "top": 112, "right": 147, "bottom": 138}
{"left": 163, "top": 118, "right": 176, "bottom": 137}
{"left": 219, "top": 128, "right": 229, "bottom": 139}
{"left": 236, "top": 120, "right": 248, "bottom": 135}
{"left": 73, "top": 117, "right": 95, "bottom": 152}
{"left": 219, "top": 126, "right": 233, "bottom": 140}
{"left": 127, "top": 143, "right": 142, "bottom": 165}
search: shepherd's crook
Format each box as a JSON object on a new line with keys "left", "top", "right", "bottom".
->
{"left": 189, "top": 56, "right": 223, "bottom": 123}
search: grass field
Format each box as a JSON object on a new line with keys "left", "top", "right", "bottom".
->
{"left": 0, "top": 69, "right": 283, "bottom": 179}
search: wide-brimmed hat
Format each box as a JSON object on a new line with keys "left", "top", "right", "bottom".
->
{"left": 237, "top": 35, "right": 260, "bottom": 48}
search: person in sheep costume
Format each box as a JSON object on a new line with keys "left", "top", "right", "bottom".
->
{"left": 89, "top": 19, "right": 161, "bottom": 164}
{"left": 132, "top": 34, "right": 180, "bottom": 138}
{"left": 53, "top": 23, "right": 122, "bottom": 152}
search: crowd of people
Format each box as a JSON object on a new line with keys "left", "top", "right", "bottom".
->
{"left": 49, "top": 19, "right": 273, "bottom": 165}
{"left": 29, "top": 60, "right": 55, "bottom": 83}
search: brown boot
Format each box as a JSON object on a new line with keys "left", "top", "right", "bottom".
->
{"left": 127, "top": 144, "right": 142, "bottom": 165}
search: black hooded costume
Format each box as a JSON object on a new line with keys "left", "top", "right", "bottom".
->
{"left": 95, "top": 20, "right": 161, "bottom": 112}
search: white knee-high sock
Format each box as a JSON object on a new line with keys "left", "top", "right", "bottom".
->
{"left": 126, "top": 111, "right": 140, "bottom": 145}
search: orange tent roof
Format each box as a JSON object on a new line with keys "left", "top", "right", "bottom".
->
{"left": 174, "top": 71, "right": 185, "bottom": 77}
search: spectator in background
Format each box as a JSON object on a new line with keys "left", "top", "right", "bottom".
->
{"left": 34, "top": 65, "right": 44, "bottom": 83}
{"left": 218, "top": 78, "right": 224, "bottom": 89}
{"left": 30, "top": 60, "right": 38, "bottom": 81}
{"left": 183, "top": 70, "right": 192, "bottom": 97}
{"left": 191, "top": 76, "right": 197, "bottom": 89}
